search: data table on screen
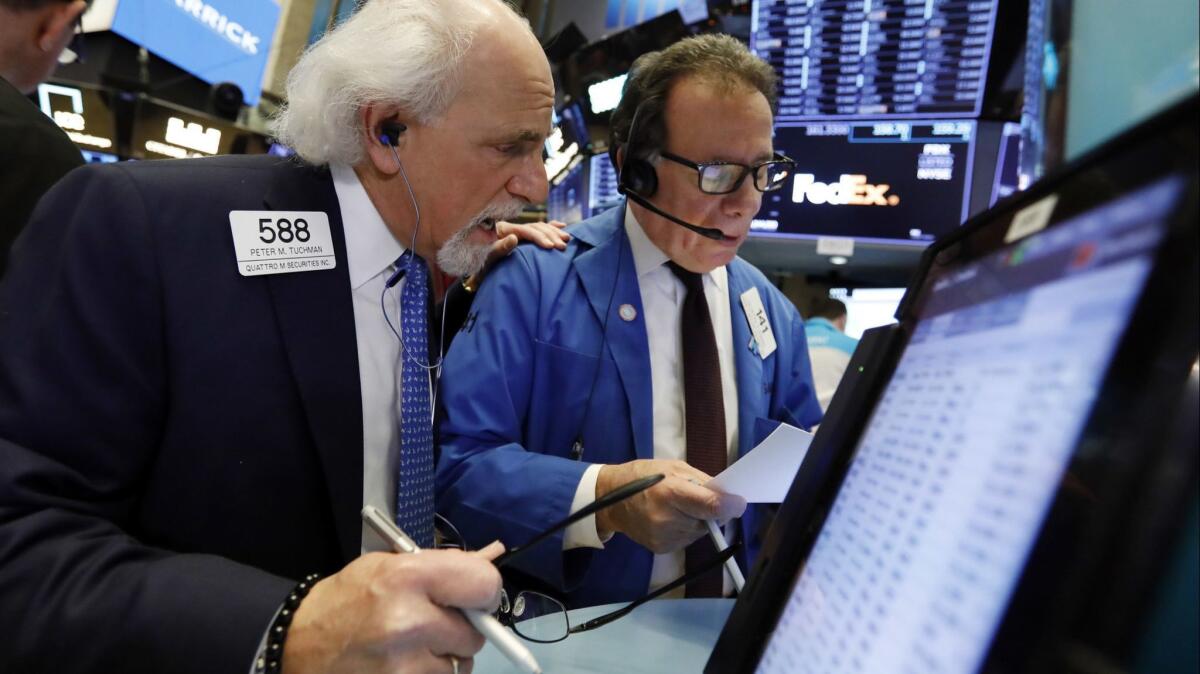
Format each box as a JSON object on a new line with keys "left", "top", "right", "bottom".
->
{"left": 751, "top": 0, "right": 999, "bottom": 121}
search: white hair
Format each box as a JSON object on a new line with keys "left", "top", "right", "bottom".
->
{"left": 271, "top": 0, "right": 529, "bottom": 166}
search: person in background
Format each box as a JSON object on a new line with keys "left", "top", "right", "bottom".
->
{"left": 436, "top": 34, "right": 823, "bottom": 609}
{"left": 0, "top": 0, "right": 87, "bottom": 274}
{"left": 0, "top": 1, "right": 566, "bottom": 673}
{"left": 804, "top": 296, "right": 860, "bottom": 411}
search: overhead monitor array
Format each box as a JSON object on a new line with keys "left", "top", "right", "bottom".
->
{"left": 750, "top": 0, "right": 999, "bottom": 245}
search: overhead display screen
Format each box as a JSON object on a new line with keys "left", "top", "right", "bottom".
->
{"left": 111, "top": 0, "right": 280, "bottom": 105}
{"left": 37, "top": 82, "right": 117, "bottom": 154}
{"left": 753, "top": 120, "right": 975, "bottom": 244}
{"left": 547, "top": 159, "right": 588, "bottom": 224}
{"left": 751, "top": 0, "right": 999, "bottom": 121}
{"left": 589, "top": 154, "right": 623, "bottom": 216}
{"left": 131, "top": 97, "right": 267, "bottom": 159}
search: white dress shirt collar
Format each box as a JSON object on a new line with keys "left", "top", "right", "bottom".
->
{"left": 623, "top": 203, "right": 728, "bottom": 292}
{"left": 331, "top": 164, "right": 406, "bottom": 289}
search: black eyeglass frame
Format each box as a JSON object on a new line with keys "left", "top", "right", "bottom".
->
{"left": 659, "top": 150, "right": 796, "bottom": 195}
{"left": 492, "top": 543, "right": 742, "bottom": 643}
{"left": 432, "top": 473, "right": 744, "bottom": 642}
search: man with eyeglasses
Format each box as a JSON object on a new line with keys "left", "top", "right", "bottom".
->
{"left": 0, "top": 0, "right": 88, "bottom": 274}
{"left": 437, "top": 34, "right": 823, "bottom": 609}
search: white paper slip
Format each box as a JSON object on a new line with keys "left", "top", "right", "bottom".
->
{"left": 708, "top": 423, "right": 813, "bottom": 503}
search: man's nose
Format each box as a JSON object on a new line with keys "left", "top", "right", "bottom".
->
{"left": 507, "top": 152, "right": 549, "bottom": 205}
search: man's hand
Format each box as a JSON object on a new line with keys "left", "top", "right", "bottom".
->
{"left": 281, "top": 542, "right": 505, "bottom": 674}
{"left": 594, "top": 460, "right": 747, "bottom": 554}
{"left": 467, "top": 220, "right": 569, "bottom": 290}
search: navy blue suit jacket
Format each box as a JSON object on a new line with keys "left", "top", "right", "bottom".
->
{"left": 0, "top": 156, "right": 369, "bottom": 673}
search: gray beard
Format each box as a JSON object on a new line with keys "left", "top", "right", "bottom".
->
{"left": 437, "top": 202, "right": 525, "bottom": 277}
{"left": 436, "top": 225, "right": 492, "bottom": 277}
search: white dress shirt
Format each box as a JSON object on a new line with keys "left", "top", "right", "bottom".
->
{"left": 565, "top": 205, "right": 740, "bottom": 595}
{"left": 330, "top": 164, "right": 413, "bottom": 554}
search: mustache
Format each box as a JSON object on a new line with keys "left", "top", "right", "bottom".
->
{"left": 468, "top": 202, "right": 526, "bottom": 231}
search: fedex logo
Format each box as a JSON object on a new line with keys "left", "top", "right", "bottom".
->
{"left": 792, "top": 174, "right": 901, "bottom": 206}
{"left": 174, "top": 0, "right": 262, "bottom": 55}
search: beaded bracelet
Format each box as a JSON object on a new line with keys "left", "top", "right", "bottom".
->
{"left": 257, "top": 573, "right": 321, "bottom": 674}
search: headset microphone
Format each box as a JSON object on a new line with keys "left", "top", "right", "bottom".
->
{"left": 618, "top": 184, "right": 728, "bottom": 241}
{"left": 384, "top": 266, "right": 405, "bottom": 289}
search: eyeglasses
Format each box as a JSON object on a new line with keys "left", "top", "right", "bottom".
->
{"left": 435, "top": 474, "right": 742, "bottom": 643}
{"left": 660, "top": 151, "right": 796, "bottom": 195}
{"left": 491, "top": 544, "right": 740, "bottom": 643}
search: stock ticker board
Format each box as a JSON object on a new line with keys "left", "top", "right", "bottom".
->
{"left": 751, "top": 0, "right": 998, "bottom": 121}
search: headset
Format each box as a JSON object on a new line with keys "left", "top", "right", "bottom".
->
{"left": 376, "top": 120, "right": 449, "bottom": 422}
{"left": 615, "top": 99, "right": 727, "bottom": 242}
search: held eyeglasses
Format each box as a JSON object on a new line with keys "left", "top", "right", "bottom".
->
{"left": 435, "top": 474, "right": 742, "bottom": 643}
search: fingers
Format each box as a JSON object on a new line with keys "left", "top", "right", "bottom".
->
{"left": 472, "top": 540, "right": 505, "bottom": 561}
{"left": 419, "top": 604, "right": 487, "bottom": 660}
{"left": 418, "top": 549, "right": 503, "bottom": 612}
{"left": 487, "top": 234, "right": 519, "bottom": 261}
{"left": 668, "top": 478, "right": 733, "bottom": 521}
{"left": 497, "top": 221, "right": 570, "bottom": 250}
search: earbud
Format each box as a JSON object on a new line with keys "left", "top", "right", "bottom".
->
{"left": 379, "top": 121, "right": 407, "bottom": 146}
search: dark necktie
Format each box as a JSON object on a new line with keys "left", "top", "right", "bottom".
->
{"left": 395, "top": 251, "right": 435, "bottom": 548}
{"left": 667, "top": 262, "right": 727, "bottom": 598}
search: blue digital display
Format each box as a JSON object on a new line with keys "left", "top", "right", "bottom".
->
{"left": 111, "top": 0, "right": 281, "bottom": 105}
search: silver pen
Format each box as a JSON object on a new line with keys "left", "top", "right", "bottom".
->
{"left": 361, "top": 506, "right": 543, "bottom": 674}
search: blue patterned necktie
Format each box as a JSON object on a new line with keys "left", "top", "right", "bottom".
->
{"left": 395, "top": 251, "right": 435, "bottom": 548}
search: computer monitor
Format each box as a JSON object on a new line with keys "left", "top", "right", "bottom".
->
{"left": 753, "top": 120, "right": 976, "bottom": 244}
{"left": 546, "top": 159, "right": 589, "bottom": 225}
{"left": 37, "top": 82, "right": 118, "bottom": 156}
{"left": 990, "top": 122, "right": 1022, "bottom": 206}
{"left": 587, "top": 73, "right": 627, "bottom": 114}
{"left": 545, "top": 103, "right": 590, "bottom": 181}
{"left": 588, "top": 154, "right": 623, "bottom": 216}
{"left": 830, "top": 288, "right": 906, "bottom": 340}
{"left": 708, "top": 95, "right": 1199, "bottom": 674}
{"left": 750, "top": 1, "right": 1000, "bottom": 122}
{"left": 79, "top": 150, "right": 120, "bottom": 164}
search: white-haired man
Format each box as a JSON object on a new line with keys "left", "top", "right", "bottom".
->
{"left": 0, "top": 1, "right": 562, "bottom": 673}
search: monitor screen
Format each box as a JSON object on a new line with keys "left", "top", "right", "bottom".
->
{"left": 131, "top": 97, "right": 267, "bottom": 159}
{"left": 750, "top": 0, "right": 1000, "bottom": 122}
{"left": 36, "top": 82, "right": 118, "bottom": 155}
{"left": 588, "top": 73, "right": 627, "bottom": 114}
{"left": 754, "top": 175, "right": 1182, "bottom": 674}
{"left": 589, "top": 154, "right": 623, "bottom": 216}
{"left": 753, "top": 120, "right": 976, "bottom": 244}
{"left": 605, "top": 1, "right": 707, "bottom": 30}
{"left": 990, "top": 122, "right": 1022, "bottom": 206}
{"left": 831, "top": 288, "right": 906, "bottom": 340}
{"left": 79, "top": 150, "right": 120, "bottom": 164}
{"left": 110, "top": 0, "right": 280, "bottom": 105}
{"left": 547, "top": 159, "right": 589, "bottom": 225}
{"left": 545, "top": 104, "right": 590, "bottom": 181}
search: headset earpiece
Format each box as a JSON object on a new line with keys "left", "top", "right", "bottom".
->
{"left": 379, "top": 121, "right": 407, "bottom": 146}
{"left": 620, "top": 156, "right": 658, "bottom": 197}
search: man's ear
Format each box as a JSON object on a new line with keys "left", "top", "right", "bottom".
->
{"left": 35, "top": 0, "right": 86, "bottom": 52}
{"left": 359, "top": 104, "right": 408, "bottom": 176}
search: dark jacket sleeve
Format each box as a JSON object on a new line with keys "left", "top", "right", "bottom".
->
{"left": 0, "top": 97, "right": 84, "bottom": 275}
{"left": 0, "top": 166, "right": 291, "bottom": 674}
